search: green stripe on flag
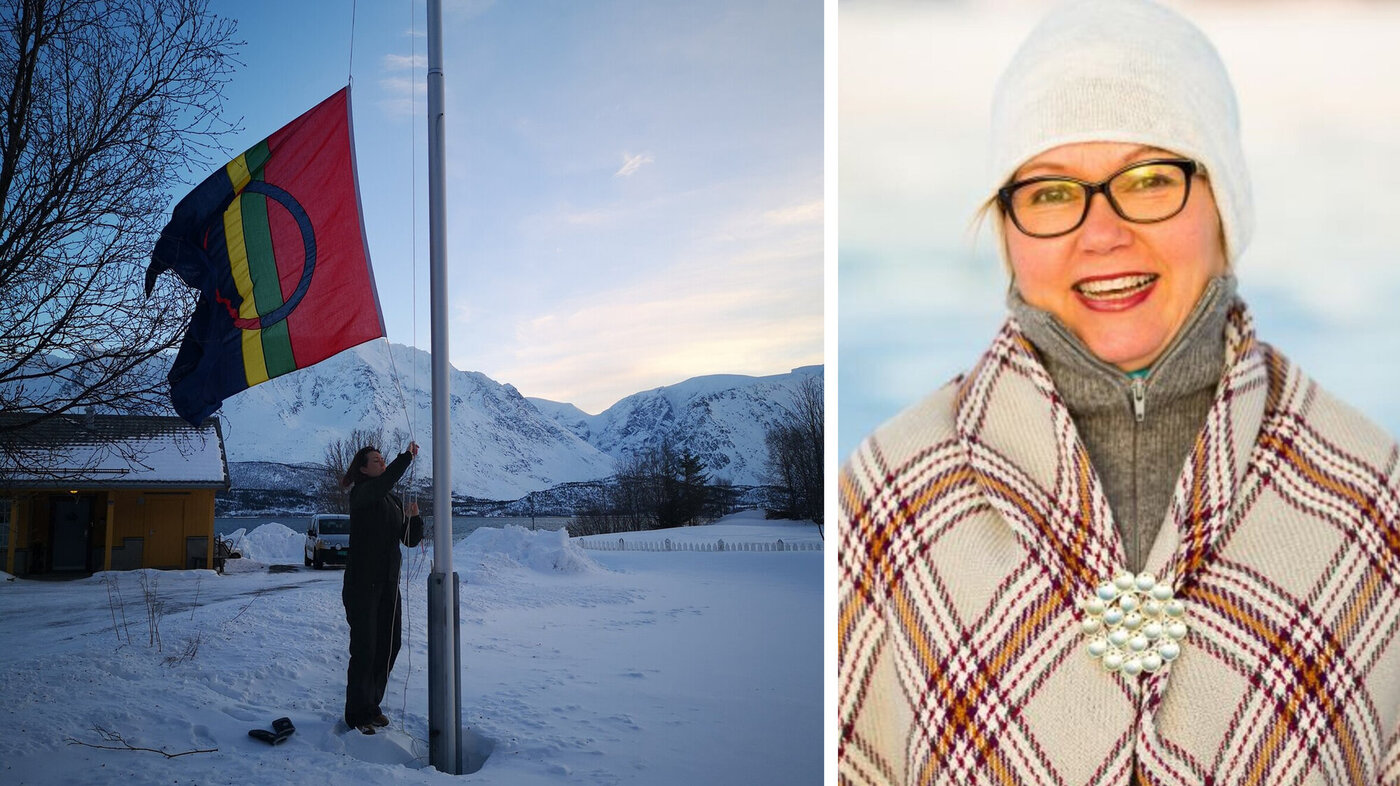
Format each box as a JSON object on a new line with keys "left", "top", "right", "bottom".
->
{"left": 243, "top": 140, "right": 271, "bottom": 178}
{"left": 239, "top": 185, "right": 297, "bottom": 378}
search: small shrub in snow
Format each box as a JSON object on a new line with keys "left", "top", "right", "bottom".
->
{"left": 163, "top": 630, "right": 203, "bottom": 667}
{"left": 139, "top": 572, "right": 164, "bottom": 652}
{"left": 101, "top": 574, "right": 133, "bottom": 647}
{"left": 227, "top": 588, "right": 265, "bottom": 625}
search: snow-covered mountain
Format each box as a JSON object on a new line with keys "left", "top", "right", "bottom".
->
{"left": 218, "top": 344, "right": 821, "bottom": 497}
{"left": 529, "top": 365, "right": 823, "bottom": 486}
{"left": 8, "top": 343, "right": 823, "bottom": 501}
{"left": 217, "top": 342, "right": 615, "bottom": 500}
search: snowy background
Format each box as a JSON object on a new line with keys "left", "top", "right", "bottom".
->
{"left": 0, "top": 512, "right": 821, "bottom": 784}
{"left": 839, "top": 0, "right": 1400, "bottom": 458}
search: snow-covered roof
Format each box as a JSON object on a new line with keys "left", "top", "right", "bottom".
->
{"left": 0, "top": 413, "right": 230, "bottom": 489}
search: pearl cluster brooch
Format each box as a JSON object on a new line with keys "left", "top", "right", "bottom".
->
{"left": 1079, "top": 571, "right": 1187, "bottom": 676}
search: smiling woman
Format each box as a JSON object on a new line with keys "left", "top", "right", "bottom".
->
{"left": 1003, "top": 143, "right": 1227, "bottom": 372}
{"left": 837, "top": 2, "right": 1400, "bottom": 785}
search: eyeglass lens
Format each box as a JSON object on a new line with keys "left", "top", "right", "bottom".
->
{"left": 1007, "top": 162, "right": 1191, "bottom": 237}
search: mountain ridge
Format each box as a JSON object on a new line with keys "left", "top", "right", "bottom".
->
{"left": 215, "top": 342, "right": 820, "bottom": 499}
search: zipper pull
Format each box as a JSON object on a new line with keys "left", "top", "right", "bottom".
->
{"left": 1131, "top": 377, "right": 1146, "bottom": 422}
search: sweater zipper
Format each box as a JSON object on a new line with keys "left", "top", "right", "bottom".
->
{"left": 1026, "top": 278, "right": 1227, "bottom": 572}
{"left": 1131, "top": 409, "right": 1141, "bottom": 570}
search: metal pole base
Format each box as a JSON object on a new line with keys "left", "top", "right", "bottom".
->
{"left": 428, "top": 571, "right": 462, "bottom": 774}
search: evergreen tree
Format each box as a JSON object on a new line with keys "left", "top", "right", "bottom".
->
{"left": 677, "top": 449, "right": 709, "bottom": 526}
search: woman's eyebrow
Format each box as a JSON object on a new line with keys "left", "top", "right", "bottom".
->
{"left": 1016, "top": 145, "right": 1167, "bottom": 178}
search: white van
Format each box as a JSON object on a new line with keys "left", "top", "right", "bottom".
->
{"left": 304, "top": 514, "right": 351, "bottom": 569}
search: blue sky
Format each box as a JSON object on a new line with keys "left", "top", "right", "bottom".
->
{"left": 203, "top": 0, "right": 823, "bottom": 414}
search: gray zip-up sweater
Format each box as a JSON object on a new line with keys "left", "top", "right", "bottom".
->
{"left": 1009, "top": 276, "right": 1234, "bottom": 573}
{"left": 838, "top": 288, "right": 1400, "bottom": 786}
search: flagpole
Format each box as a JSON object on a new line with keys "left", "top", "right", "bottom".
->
{"left": 426, "top": 0, "right": 462, "bottom": 774}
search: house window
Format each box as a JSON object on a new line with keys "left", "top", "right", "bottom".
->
{"left": 0, "top": 498, "right": 9, "bottom": 551}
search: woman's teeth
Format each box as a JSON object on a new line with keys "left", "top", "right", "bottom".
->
{"left": 1074, "top": 274, "right": 1158, "bottom": 300}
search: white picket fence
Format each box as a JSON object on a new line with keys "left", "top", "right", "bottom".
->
{"left": 577, "top": 537, "right": 821, "bottom": 553}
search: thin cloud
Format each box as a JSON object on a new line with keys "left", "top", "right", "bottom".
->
{"left": 764, "top": 200, "right": 823, "bottom": 226}
{"left": 469, "top": 244, "right": 823, "bottom": 413}
{"left": 563, "top": 208, "right": 613, "bottom": 226}
{"left": 496, "top": 291, "right": 823, "bottom": 414}
{"left": 378, "top": 75, "right": 426, "bottom": 117}
{"left": 378, "top": 47, "right": 425, "bottom": 117}
{"left": 383, "top": 53, "right": 426, "bottom": 70}
{"left": 615, "top": 152, "right": 654, "bottom": 178}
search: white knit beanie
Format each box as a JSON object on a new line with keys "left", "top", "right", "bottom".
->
{"left": 990, "top": 0, "right": 1253, "bottom": 263}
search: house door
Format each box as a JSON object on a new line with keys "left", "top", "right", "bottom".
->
{"left": 50, "top": 496, "right": 92, "bottom": 571}
{"left": 144, "top": 496, "right": 187, "bottom": 569}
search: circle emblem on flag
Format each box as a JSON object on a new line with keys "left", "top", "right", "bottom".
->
{"left": 223, "top": 180, "right": 317, "bottom": 331}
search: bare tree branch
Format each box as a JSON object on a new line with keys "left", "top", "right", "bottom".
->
{"left": 65, "top": 724, "right": 217, "bottom": 758}
{"left": 0, "top": 0, "right": 242, "bottom": 446}
{"left": 763, "top": 375, "right": 823, "bottom": 533}
{"left": 316, "top": 426, "right": 390, "bottom": 513}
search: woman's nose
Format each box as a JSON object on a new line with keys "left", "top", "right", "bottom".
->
{"left": 1076, "top": 192, "right": 1132, "bottom": 253}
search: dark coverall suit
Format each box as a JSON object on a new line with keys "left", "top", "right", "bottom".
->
{"left": 342, "top": 450, "right": 424, "bottom": 728}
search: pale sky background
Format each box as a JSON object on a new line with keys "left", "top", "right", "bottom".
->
{"left": 200, "top": 0, "right": 823, "bottom": 415}
{"left": 840, "top": 0, "right": 1400, "bottom": 459}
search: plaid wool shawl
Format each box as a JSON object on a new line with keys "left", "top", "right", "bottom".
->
{"left": 839, "top": 302, "right": 1400, "bottom": 786}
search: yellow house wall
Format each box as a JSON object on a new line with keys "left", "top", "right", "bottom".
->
{"left": 31, "top": 495, "right": 51, "bottom": 556}
{"left": 145, "top": 495, "right": 187, "bottom": 568}
{"left": 98, "top": 488, "right": 218, "bottom": 571}
{"left": 1, "top": 488, "right": 216, "bottom": 573}
{"left": 9, "top": 495, "right": 34, "bottom": 573}
{"left": 178, "top": 489, "right": 216, "bottom": 570}
{"left": 109, "top": 490, "right": 145, "bottom": 545}
{"left": 2, "top": 496, "right": 25, "bottom": 574}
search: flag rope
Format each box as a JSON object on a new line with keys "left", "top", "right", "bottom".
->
{"left": 410, "top": 0, "right": 420, "bottom": 487}
{"left": 383, "top": 339, "right": 415, "bottom": 445}
{"left": 393, "top": 0, "right": 430, "bottom": 748}
{"left": 347, "top": 0, "right": 359, "bottom": 84}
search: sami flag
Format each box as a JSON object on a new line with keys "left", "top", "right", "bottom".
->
{"left": 147, "top": 88, "right": 385, "bottom": 426}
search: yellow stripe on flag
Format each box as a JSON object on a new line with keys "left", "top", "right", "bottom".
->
{"left": 222, "top": 155, "right": 269, "bottom": 386}
{"left": 226, "top": 153, "right": 252, "bottom": 194}
{"left": 223, "top": 200, "right": 259, "bottom": 320}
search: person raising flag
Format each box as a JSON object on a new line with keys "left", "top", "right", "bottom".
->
{"left": 339, "top": 440, "right": 424, "bottom": 734}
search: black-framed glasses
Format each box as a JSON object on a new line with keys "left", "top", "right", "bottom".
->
{"left": 997, "top": 158, "right": 1199, "bottom": 239}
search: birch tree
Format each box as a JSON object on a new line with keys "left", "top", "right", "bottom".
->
{"left": 0, "top": 0, "right": 241, "bottom": 448}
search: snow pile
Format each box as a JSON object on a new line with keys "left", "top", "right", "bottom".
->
{"left": 224, "top": 522, "right": 304, "bottom": 564}
{"left": 456, "top": 525, "right": 602, "bottom": 576}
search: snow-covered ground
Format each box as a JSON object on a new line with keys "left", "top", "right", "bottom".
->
{"left": 0, "top": 511, "right": 822, "bottom": 784}
{"left": 575, "top": 514, "right": 824, "bottom": 552}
